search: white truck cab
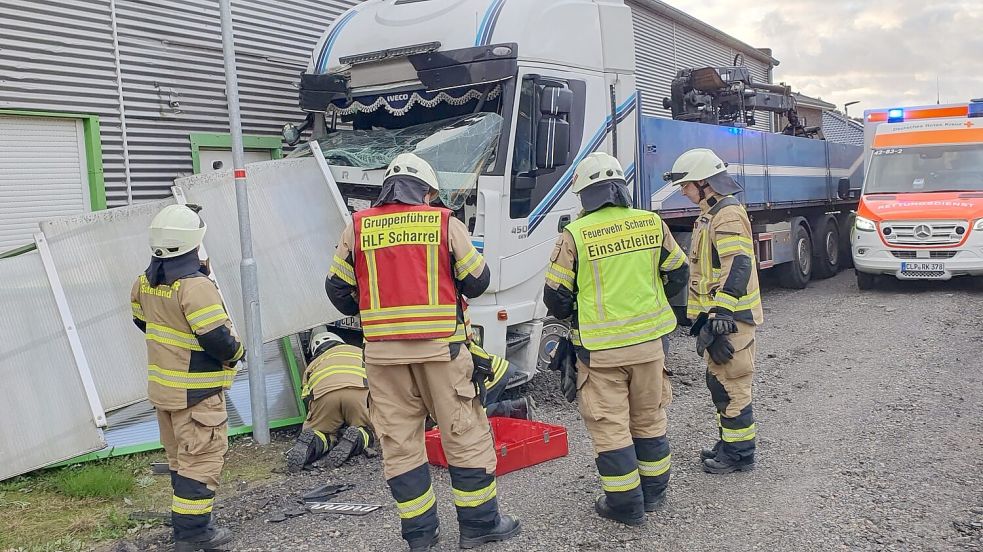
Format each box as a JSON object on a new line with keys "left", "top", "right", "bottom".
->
{"left": 293, "top": 0, "right": 642, "bottom": 383}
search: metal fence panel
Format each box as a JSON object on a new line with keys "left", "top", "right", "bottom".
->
{"left": 0, "top": 250, "right": 105, "bottom": 480}
{"left": 96, "top": 340, "right": 300, "bottom": 453}
{"left": 40, "top": 198, "right": 175, "bottom": 410}
{"left": 176, "top": 157, "right": 345, "bottom": 341}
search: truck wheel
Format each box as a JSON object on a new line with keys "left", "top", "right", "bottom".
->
{"left": 856, "top": 270, "right": 877, "bottom": 290}
{"left": 812, "top": 218, "right": 840, "bottom": 279}
{"left": 838, "top": 213, "right": 855, "bottom": 269}
{"left": 537, "top": 319, "right": 569, "bottom": 371}
{"left": 778, "top": 223, "right": 812, "bottom": 289}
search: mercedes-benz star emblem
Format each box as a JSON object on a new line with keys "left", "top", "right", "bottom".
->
{"left": 913, "top": 224, "right": 933, "bottom": 240}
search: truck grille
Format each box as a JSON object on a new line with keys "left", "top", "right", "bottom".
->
{"left": 881, "top": 221, "right": 966, "bottom": 246}
{"left": 890, "top": 250, "right": 959, "bottom": 259}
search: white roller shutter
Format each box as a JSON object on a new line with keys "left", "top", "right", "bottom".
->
{"left": 0, "top": 115, "right": 91, "bottom": 251}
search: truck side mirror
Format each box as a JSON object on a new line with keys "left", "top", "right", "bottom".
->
{"left": 837, "top": 178, "right": 851, "bottom": 200}
{"left": 535, "top": 85, "right": 573, "bottom": 169}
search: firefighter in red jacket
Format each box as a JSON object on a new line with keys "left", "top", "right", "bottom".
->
{"left": 326, "top": 153, "right": 520, "bottom": 551}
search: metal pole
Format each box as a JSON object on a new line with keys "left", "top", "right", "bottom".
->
{"left": 219, "top": 0, "right": 268, "bottom": 444}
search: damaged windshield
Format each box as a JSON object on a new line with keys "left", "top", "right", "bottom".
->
{"left": 295, "top": 112, "right": 503, "bottom": 210}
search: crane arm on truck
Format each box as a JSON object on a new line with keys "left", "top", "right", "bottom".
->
{"left": 662, "top": 63, "right": 819, "bottom": 138}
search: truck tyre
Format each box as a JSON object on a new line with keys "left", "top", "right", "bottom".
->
{"left": 778, "top": 222, "right": 812, "bottom": 289}
{"left": 811, "top": 217, "right": 840, "bottom": 279}
{"left": 856, "top": 270, "right": 877, "bottom": 290}
{"left": 838, "top": 213, "right": 855, "bottom": 269}
{"left": 537, "top": 319, "right": 570, "bottom": 371}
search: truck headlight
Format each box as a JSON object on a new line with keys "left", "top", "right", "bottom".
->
{"left": 855, "top": 216, "right": 876, "bottom": 232}
{"left": 471, "top": 325, "right": 484, "bottom": 347}
{"left": 975, "top": 219, "right": 983, "bottom": 231}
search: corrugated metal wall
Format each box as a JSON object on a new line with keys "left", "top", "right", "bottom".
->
{"left": 628, "top": 1, "right": 774, "bottom": 132}
{"left": 1, "top": 0, "right": 776, "bottom": 206}
{"left": 0, "top": 0, "right": 125, "bottom": 194}
{"left": 0, "top": 0, "right": 359, "bottom": 207}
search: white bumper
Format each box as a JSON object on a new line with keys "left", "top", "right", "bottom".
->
{"left": 852, "top": 228, "right": 983, "bottom": 279}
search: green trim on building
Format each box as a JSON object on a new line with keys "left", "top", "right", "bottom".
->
{"left": 0, "top": 109, "right": 107, "bottom": 211}
{"left": 189, "top": 132, "right": 284, "bottom": 174}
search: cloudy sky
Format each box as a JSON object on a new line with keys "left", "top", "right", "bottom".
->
{"left": 661, "top": 0, "right": 983, "bottom": 116}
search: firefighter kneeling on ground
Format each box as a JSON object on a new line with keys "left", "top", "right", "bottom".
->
{"left": 325, "top": 153, "right": 520, "bottom": 551}
{"left": 130, "top": 204, "right": 243, "bottom": 551}
{"left": 543, "top": 152, "right": 689, "bottom": 526}
{"left": 665, "top": 148, "right": 764, "bottom": 474}
{"left": 287, "top": 330, "right": 375, "bottom": 472}
{"left": 470, "top": 342, "right": 535, "bottom": 420}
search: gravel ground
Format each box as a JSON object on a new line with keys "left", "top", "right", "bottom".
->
{"left": 125, "top": 271, "right": 983, "bottom": 552}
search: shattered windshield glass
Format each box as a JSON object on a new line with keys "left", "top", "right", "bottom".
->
{"left": 295, "top": 112, "right": 503, "bottom": 210}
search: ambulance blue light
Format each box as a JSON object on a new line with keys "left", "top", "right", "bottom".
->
{"left": 969, "top": 99, "right": 983, "bottom": 118}
{"left": 887, "top": 108, "right": 904, "bottom": 122}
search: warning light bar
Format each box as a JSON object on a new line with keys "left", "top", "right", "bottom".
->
{"left": 887, "top": 108, "right": 904, "bottom": 122}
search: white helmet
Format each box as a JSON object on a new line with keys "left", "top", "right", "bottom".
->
{"left": 309, "top": 331, "right": 342, "bottom": 355}
{"left": 149, "top": 204, "right": 206, "bottom": 259}
{"left": 665, "top": 148, "right": 728, "bottom": 186}
{"left": 571, "top": 152, "right": 626, "bottom": 194}
{"left": 384, "top": 152, "right": 440, "bottom": 191}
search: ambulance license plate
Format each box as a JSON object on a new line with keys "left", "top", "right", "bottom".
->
{"left": 901, "top": 262, "right": 944, "bottom": 272}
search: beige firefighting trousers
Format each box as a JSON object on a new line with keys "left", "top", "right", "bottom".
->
{"left": 575, "top": 346, "right": 672, "bottom": 454}
{"left": 366, "top": 349, "right": 497, "bottom": 479}
{"left": 303, "top": 387, "right": 371, "bottom": 435}
{"left": 156, "top": 393, "right": 229, "bottom": 489}
{"left": 705, "top": 321, "right": 756, "bottom": 417}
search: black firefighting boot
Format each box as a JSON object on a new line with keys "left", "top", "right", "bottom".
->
{"left": 408, "top": 527, "right": 440, "bottom": 552}
{"left": 286, "top": 429, "right": 329, "bottom": 473}
{"left": 174, "top": 526, "right": 233, "bottom": 552}
{"left": 325, "top": 425, "right": 373, "bottom": 468}
{"left": 702, "top": 456, "right": 754, "bottom": 474}
{"left": 700, "top": 441, "right": 722, "bottom": 461}
{"left": 458, "top": 514, "right": 521, "bottom": 549}
{"left": 594, "top": 496, "right": 645, "bottom": 526}
{"left": 704, "top": 406, "right": 756, "bottom": 474}
{"left": 485, "top": 397, "right": 536, "bottom": 420}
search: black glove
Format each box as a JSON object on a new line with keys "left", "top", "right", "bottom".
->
{"left": 548, "top": 337, "right": 578, "bottom": 403}
{"left": 469, "top": 343, "right": 494, "bottom": 405}
{"left": 560, "top": 363, "right": 578, "bottom": 403}
{"left": 697, "top": 326, "right": 735, "bottom": 364}
{"left": 689, "top": 312, "right": 709, "bottom": 337}
{"left": 709, "top": 311, "right": 738, "bottom": 336}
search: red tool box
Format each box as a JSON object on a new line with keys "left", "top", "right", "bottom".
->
{"left": 425, "top": 418, "right": 568, "bottom": 476}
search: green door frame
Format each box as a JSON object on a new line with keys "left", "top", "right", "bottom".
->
{"left": 0, "top": 109, "right": 107, "bottom": 211}
{"left": 189, "top": 133, "right": 284, "bottom": 174}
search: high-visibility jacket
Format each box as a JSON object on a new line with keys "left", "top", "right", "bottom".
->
{"left": 131, "top": 273, "right": 243, "bottom": 410}
{"left": 353, "top": 204, "right": 459, "bottom": 341}
{"left": 301, "top": 344, "right": 366, "bottom": 399}
{"left": 687, "top": 196, "right": 763, "bottom": 324}
{"left": 565, "top": 206, "right": 677, "bottom": 351}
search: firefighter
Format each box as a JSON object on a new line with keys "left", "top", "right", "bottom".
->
{"left": 286, "top": 331, "right": 375, "bottom": 472}
{"left": 665, "top": 148, "right": 764, "bottom": 474}
{"left": 543, "top": 152, "right": 689, "bottom": 526}
{"left": 130, "top": 204, "right": 243, "bottom": 552}
{"left": 469, "top": 341, "right": 535, "bottom": 420}
{"left": 325, "top": 153, "right": 520, "bottom": 551}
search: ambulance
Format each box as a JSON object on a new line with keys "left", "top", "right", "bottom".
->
{"left": 852, "top": 99, "right": 983, "bottom": 289}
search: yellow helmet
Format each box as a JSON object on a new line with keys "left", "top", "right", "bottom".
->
{"left": 148, "top": 204, "right": 206, "bottom": 259}
{"left": 384, "top": 152, "right": 440, "bottom": 191}
{"left": 571, "top": 152, "right": 626, "bottom": 194}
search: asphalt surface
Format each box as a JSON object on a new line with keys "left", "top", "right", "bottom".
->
{"left": 126, "top": 271, "right": 983, "bottom": 552}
